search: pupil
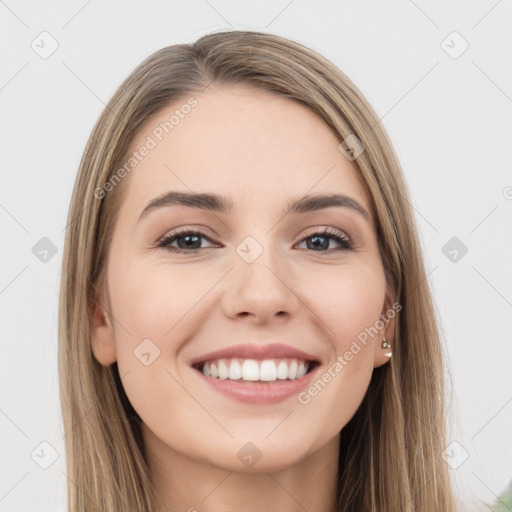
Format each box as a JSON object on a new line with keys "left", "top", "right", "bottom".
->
{"left": 308, "top": 236, "right": 328, "bottom": 250}
{"left": 179, "top": 235, "right": 200, "bottom": 249}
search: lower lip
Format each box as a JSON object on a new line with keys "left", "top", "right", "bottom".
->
{"left": 193, "top": 365, "right": 319, "bottom": 404}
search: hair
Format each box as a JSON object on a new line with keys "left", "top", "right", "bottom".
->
{"left": 58, "top": 29, "right": 456, "bottom": 511}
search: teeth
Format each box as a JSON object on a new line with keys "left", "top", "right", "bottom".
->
{"left": 199, "top": 358, "right": 313, "bottom": 382}
{"left": 242, "top": 359, "right": 259, "bottom": 381}
{"left": 259, "top": 360, "right": 276, "bottom": 381}
{"left": 288, "top": 360, "right": 298, "bottom": 379}
{"left": 297, "top": 361, "right": 307, "bottom": 378}
{"left": 218, "top": 360, "right": 229, "bottom": 380}
{"left": 276, "top": 361, "right": 289, "bottom": 379}
{"left": 228, "top": 360, "right": 242, "bottom": 380}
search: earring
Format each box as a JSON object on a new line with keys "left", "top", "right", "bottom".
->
{"left": 382, "top": 337, "right": 392, "bottom": 358}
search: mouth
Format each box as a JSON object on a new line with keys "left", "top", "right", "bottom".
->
{"left": 189, "top": 343, "right": 322, "bottom": 403}
{"left": 192, "top": 357, "right": 320, "bottom": 382}
{"left": 191, "top": 356, "right": 321, "bottom": 404}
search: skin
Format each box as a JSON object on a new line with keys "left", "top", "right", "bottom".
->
{"left": 91, "top": 83, "right": 395, "bottom": 512}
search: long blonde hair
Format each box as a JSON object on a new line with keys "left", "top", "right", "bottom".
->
{"left": 59, "top": 29, "right": 456, "bottom": 511}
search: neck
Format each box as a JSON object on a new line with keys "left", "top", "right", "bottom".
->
{"left": 143, "top": 426, "right": 340, "bottom": 512}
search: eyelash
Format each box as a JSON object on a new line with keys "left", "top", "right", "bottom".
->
{"left": 156, "top": 227, "right": 353, "bottom": 254}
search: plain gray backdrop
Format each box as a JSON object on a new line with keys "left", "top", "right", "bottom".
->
{"left": 1, "top": 1, "right": 511, "bottom": 510}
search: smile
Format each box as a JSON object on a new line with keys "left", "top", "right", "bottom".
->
{"left": 193, "top": 357, "right": 317, "bottom": 382}
{"left": 192, "top": 358, "right": 320, "bottom": 404}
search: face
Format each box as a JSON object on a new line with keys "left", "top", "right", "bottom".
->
{"left": 91, "top": 83, "right": 395, "bottom": 473}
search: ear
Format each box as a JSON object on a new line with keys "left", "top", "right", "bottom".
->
{"left": 373, "top": 290, "right": 398, "bottom": 368}
{"left": 90, "top": 280, "right": 117, "bottom": 366}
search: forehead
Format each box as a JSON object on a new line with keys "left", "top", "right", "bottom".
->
{"left": 121, "top": 83, "right": 371, "bottom": 216}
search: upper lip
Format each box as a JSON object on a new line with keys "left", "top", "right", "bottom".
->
{"left": 190, "top": 343, "right": 321, "bottom": 366}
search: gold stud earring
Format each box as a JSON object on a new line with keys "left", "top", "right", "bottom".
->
{"left": 382, "top": 337, "right": 392, "bottom": 358}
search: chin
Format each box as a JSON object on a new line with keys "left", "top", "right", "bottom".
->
{"left": 202, "top": 436, "right": 316, "bottom": 474}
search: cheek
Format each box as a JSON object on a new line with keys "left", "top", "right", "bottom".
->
{"left": 109, "top": 260, "right": 215, "bottom": 413}
{"left": 287, "top": 263, "right": 384, "bottom": 429}
{"left": 110, "top": 260, "right": 211, "bottom": 343}
{"left": 293, "top": 267, "right": 384, "bottom": 441}
{"left": 304, "top": 263, "right": 386, "bottom": 347}
{"left": 108, "top": 263, "right": 199, "bottom": 441}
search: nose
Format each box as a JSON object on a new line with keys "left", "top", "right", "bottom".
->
{"left": 221, "top": 244, "right": 300, "bottom": 325}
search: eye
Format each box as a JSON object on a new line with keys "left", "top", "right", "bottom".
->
{"left": 296, "top": 228, "right": 353, "bottom": 252}
{"left": 156, "top": 227, "right": 353, "bottom": 254}
{"left": 156, "top": 228, "right": 217, "bottom": 253}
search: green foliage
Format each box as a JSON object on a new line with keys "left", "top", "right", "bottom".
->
{"left": 492, "top": 479, "right": 512, "bottom": 512}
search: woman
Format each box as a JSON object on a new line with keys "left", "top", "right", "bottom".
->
{"left": 58, "top": 29, "right": 456, "bottom": 511}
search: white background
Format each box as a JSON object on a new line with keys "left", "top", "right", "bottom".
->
{"left": 1, "top": 1, "right": 511, "bottom": 510}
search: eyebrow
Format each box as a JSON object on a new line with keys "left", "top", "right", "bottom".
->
{"left": 138, "top": 191, "right": 370, "bottom": 222}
